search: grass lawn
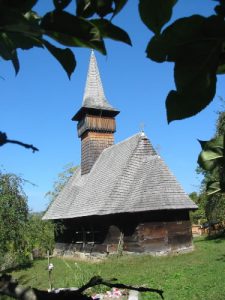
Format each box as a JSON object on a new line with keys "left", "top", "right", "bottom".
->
{"left": 5, "top": 236, "right": 225, "bottom": 300}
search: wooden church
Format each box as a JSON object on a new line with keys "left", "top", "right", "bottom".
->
{"left": 43, "top": 51, "right": 197, "bottom": 255}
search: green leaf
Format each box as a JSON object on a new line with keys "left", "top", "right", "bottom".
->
{"left": 91, "top": 19, "right": 132, "bottom": 45}
{"left": 202, "top": 15, "right": 225, "bottom": 39}
{"left": 146, "top": 15, "right": 223, "bottom": 121}
{"left": 0, "top": 7, "right": 41, "bottom": 36}
{"left": 53, "top": 0, "right": 72, "bottom": 10}
{"left": 0, "top": 0, "right": 38, "bottom": 13}
{"left": 0, "top": 33, "right": 20, "bottom": 74}
{"left": 198, "top": 150, "right": 223, "bottom": 171}
{"left": 165, "top": 32, "right": 221, "bottom": 122}
{"left": 146, "top": 15, "right": 207, "bottom": 63}
{"left": 166, "top": 61, "right": 217, "bottom": 122}
{"left": 112, "top": 0, "right": 128, "bottom": 18}
{"left": 24, "top": 10, "right": 41, "bottom": 25}
{"left": 11, "top": 50, "right": 20, "bottom": 75}
{"left": 94, "top": 0, "right": 113, "bottom": 18}
{"left": 139, "top": 0, "right": 178, "bottom": 35}
{"left": 215, "top": 3, "right": 225, "bottom": 17}
{"left": 146, "top": 35, "right": 167, "bottom": 62}
{"left": 0, "top": 33, "right": 14, "bottom": 60}
{"left": 41, "top": 11, "right": 106, "bottom": 54}
{"left": 197, "top": 136, "right": 224, "bottom": 172}
{"left": 217, "top": 63, "right": 225, "bottom": 74}
{"left": 206, "top": 181, "right": 221, "bottom": 195}
{"left": 198, "top": 136, "right": 224, "bottom": 152}
{"left": 6, "top": 32, "right": 43, "bottom": 49}
{"left": 217, "top": 46, "right": 225, "bottom": 74}
{"left": 43, "top": 40, "right": 76, "bottom": 79}
{"left": 76, "top": 0, "right": 95, "bottom": 18}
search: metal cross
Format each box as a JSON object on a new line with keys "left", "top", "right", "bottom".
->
{"left": 140, "top": 122, "right": 145, "bottom": 132}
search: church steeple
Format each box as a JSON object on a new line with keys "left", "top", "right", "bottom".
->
{"left": 72, "top": 51, "right": 120, "bottom": 175}
{"left": 72, "top": 51, "right": 119, "bottom": 122}
{"left": 82, "top": 50, "right": 112, "bottom": 110}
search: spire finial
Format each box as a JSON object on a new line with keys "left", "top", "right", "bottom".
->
{"left": 140, "top": 122, "right": 146, "bottom": 136}
{"left": 82, "top": 51, "right": 112, "bottom": 109}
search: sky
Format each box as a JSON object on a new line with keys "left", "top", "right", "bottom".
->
{"left": 1, "top": 0, "right": 224, "bottom": 212}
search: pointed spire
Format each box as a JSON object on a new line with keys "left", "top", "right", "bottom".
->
{"left": 72, "top": 50, "right": 119, "bottom": 121}
{"left": 82, "top": 50, "right": 113, "bottom": 109}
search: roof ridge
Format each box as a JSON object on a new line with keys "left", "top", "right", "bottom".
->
{"left": 97, "top": 133, "right": 156, "bottom": 168}
{"left": 87, "top": 134, "right": 142, "bottom": 179}
{"left": 100, "top": 133, "right": 142, "bottom": 154}
{"left": 108, "top": 134, "right": 148, "bottom": 200}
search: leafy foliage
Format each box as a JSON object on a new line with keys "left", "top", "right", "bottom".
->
{"left": 0, "top": 171, "right": 29, "bottom": 269}
{"left": 198, "top": 123, "right": 225, "bottom": 195}
{"left": 205, "top": 192, "right": 225, "bottom": 223}
{"left": 25, "top": 213, "right": 55, "bottom": 256}
{"left": 3, "top": 0, "right": 225, "bottom": 155}
{"left": 0, "top": 0, "right": 131, "bottom": 78}
{"left": 45, "top": 163, "right": 77, "bottom": 207}
{"left": 144, "top": 3, "right": 225, "bottom": 122}
{"left": 0, "top": 170, "right": 55, "bottom": 271}
{"left": 189, "top": 192, "right": 207, "bottom": 225}
{"left": 0, "top": 172, "right": 28, "bottom": 252}
{"left": 139, "top": 0, "right": 177, "bottom": 35}
{"left": 196, "top": 105, "right": 225, "bottom": 222}
{"left": 2, "top": 1, "right": 225, "bottom": 122}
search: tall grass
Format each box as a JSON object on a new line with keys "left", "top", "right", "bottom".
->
{"left": 5, "top": 236, "right": 225, "bottom": 299}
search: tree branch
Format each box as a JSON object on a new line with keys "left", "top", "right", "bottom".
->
{"left": 0, "top": 274, "right": 164, "bottom": 300}
{"left": 77, "top": 276, "right": 164, "bottom": 299}
{"left": 0, "top": 132, "right": 39, "bottom": 152}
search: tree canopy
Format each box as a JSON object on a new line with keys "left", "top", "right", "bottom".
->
{"left": 45, "top": 163, "right": 77, "bottom": 208}
{"left": 1, "top": 0, "right": 225, "bottom": 125}
{"left": 196, "top": 107, "right": 225, "bottom": 221}
{"left": 0, "top": 172, "right": 28, "bottom": 250}
{"left": 0, "top": 170, "right": 55, "bottom": 271}
{"left": 2, "top": 2, "right": 225, "bottom": 191}
{"left": 0, "top": 171, "right": 28, "bottom": 269}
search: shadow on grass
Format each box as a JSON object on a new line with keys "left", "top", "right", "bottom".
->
{"left": 3, "top": 257, "right": 46, "bottom": 274}
{"left": 206, "top": 233, "right": 225, "bottom": 242}
{"left": 216, "top": 254, "right": 225, "bottom": 262}
{"left": 15, "top": 274, "right": 31, "bottom": 285}
{"left": 194, "top": 233, "right": 225, "bottom": 243}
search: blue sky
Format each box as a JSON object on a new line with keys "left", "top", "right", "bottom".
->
{"left": 1, "top": 0, "right": 223, "bottom": 212}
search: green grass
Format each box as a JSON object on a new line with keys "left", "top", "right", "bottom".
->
{"left": 6, "top": 237, "right": 225, "bottom": 299}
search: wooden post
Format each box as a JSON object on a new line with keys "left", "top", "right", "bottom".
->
{"left": 47, "top": 250, "right": 53, "bottom": 291}
{"left": 117, "top": 232, "right": 124, "bottom": 256}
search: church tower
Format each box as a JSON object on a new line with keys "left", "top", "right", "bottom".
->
{"left": 72, "top": 51, "right": 120, "bottom": 175}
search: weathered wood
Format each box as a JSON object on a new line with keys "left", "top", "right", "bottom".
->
{"left": 81, "top": 131, "right": 114, "bottom": 175}
{"left": 78, "top": 115, "right": 116, "bottom": 137}
{"left": 55, "top": 210, "right": 193, "bottom": 255}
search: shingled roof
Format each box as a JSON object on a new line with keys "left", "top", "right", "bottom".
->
{"left": 43, "top": 133, "right": 197, "bottom": 220}
{"left": 72, "top": 51, "right": 119, "bottom": 121}
{"left": 82, "top": 50, "right": 113, "bottom": 110}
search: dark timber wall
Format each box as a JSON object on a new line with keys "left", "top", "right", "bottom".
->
{"left": 78, "top": 114, "right": 116, "bottom": 175}
{"left": 80, "top": 131, "right": 114, "bottom": 175}
{"left": 54, "top": 210, "right": 193, "bottom": 255}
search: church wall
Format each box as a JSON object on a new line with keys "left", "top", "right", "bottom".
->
{"left": 124, "top": 220, "right": 192, "bottom": 254}
{"left": 81, "top": 131, "right": 114, "bottom": 175}
{"left": 54, "top": 210, "right": 193, "bottom": 256}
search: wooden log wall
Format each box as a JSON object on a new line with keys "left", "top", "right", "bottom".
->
{"left": 54, "top": 210, "right": 193, "bottom": 255}
{"left": 77, "top": 115, "right": 116, "bottom": 137}
{"left": 81, "top": 131, "right": 114, "bottom": 175}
